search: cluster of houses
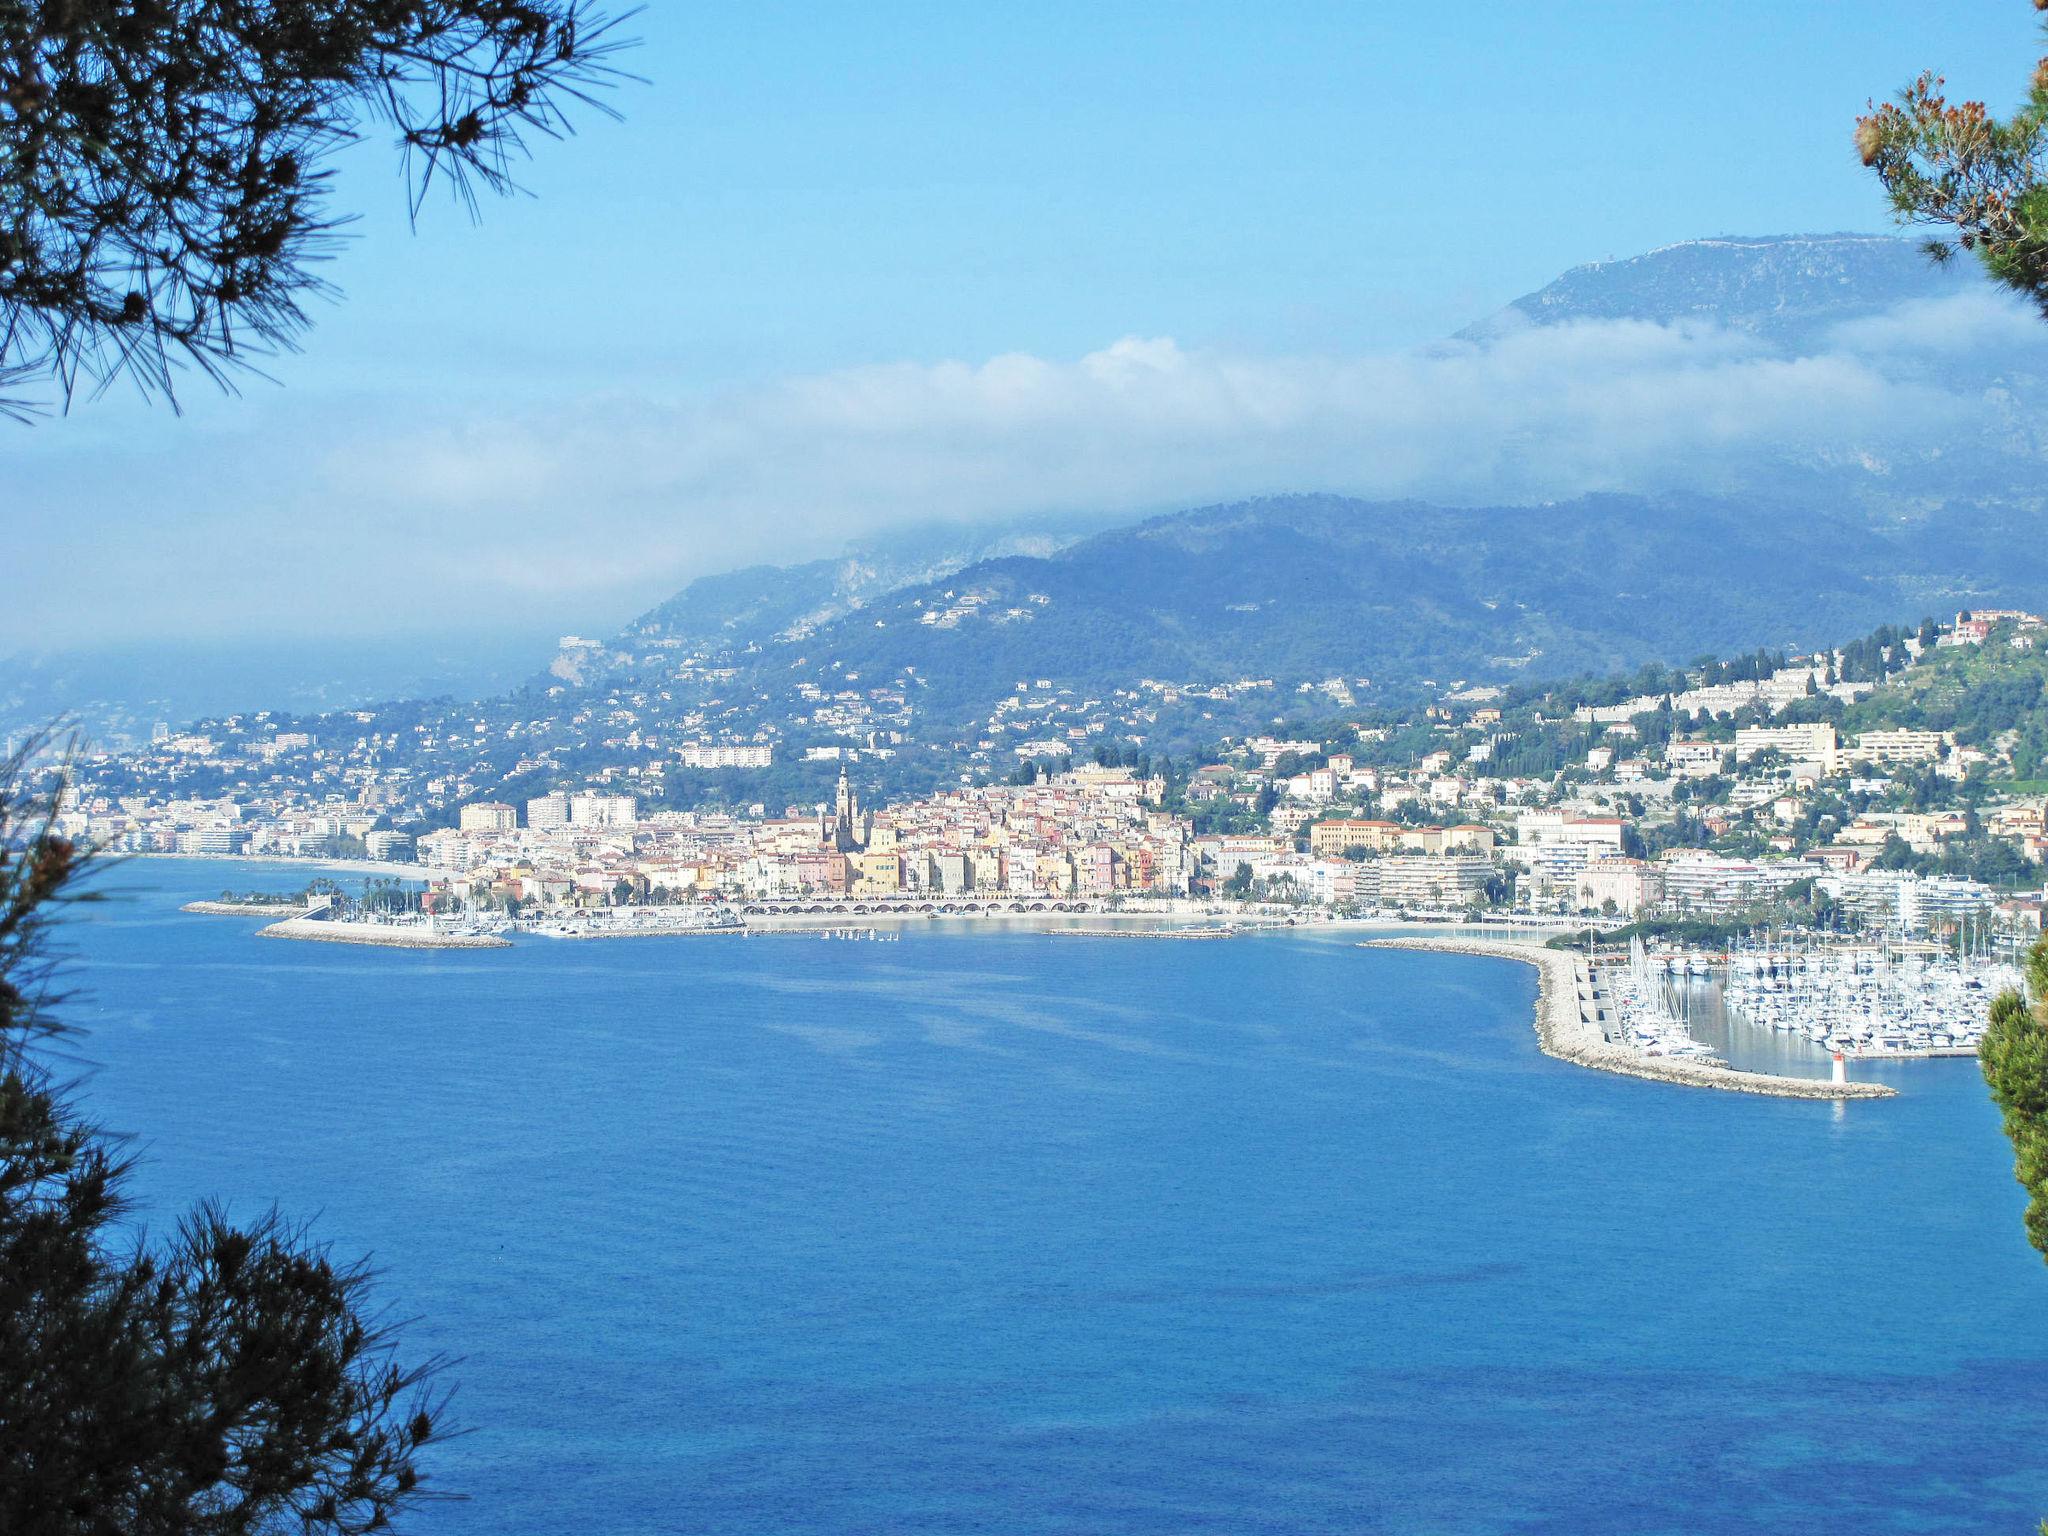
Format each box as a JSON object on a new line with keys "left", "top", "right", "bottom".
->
{"left": 57, "top": 610, "right": 2048, "bottom": 936}
{"left": 406, "top": 765, "right": 1198, "bottom": 910}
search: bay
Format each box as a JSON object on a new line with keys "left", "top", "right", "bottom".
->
{"left": 54, "top": 860, "right": 2048, "bottom": 1534}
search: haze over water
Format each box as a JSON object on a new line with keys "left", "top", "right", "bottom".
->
{"left": 67, "top": 862, "right": 2048, "bottom": 1534}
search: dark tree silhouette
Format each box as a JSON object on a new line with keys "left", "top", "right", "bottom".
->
{"left": 1862, "top": 16, "right": 2048, "bottom": 1337}
{"left": 1857, "top": 3, "right": 2048, "bottom": 310}
{"left": 0, "top": 744, "right": 450, "bottom": 1534}
{"left": 1981, "top": 939, "right": 2048, "bottom": 1262}
{"left": 0, "top": 0, "right": 634, "bottom": 413}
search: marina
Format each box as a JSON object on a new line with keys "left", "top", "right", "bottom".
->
{"left": 1712, "top": 941, "right": 2016, "bottom": 1059}
{"left": 1604, "top": 937, "right": 2022, "bottom": 1061}
{"left": 1603, "top": 939, "right": 1726, "bottom": 1064}
{"left": 1362, "top": 935, "right": 1893, "bottom": 1099}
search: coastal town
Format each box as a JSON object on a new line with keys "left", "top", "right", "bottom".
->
{"left": 25, "top": 15, "right": 2048, "bottom": 1533}
{"left": 53, "top": 611, "right": 2048, "bottom": 953}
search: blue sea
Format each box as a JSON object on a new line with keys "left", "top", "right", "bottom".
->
{"left": 55, "top": 860, "right": 2048, "bottom": 1534}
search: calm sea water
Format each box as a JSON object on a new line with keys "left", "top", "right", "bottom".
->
{"left": 53, "top": 861, "right": 2048, "bottom": 1534}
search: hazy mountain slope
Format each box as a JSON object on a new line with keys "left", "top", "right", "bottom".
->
{"left": 612, "top": 521, "right": 1099, "bottom": 652}
{"left": 0, "top": 635, "right": 541, "bottom": 752}
{"left": 578, "top": 233, "right": 2048, "bottom": 739}
{"left": 744, "top": 492, "right": 2048, "bottom": 727}
{"left": 86, "top": 232, "right": 2048, "bottom": 760}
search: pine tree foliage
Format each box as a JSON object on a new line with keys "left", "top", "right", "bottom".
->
{"left": 0, "top": 742, "right": 450, "bottom": 1535}
{"left": 1983, "top": 939, "right": 2048, "bottom": 1261}
{"left": 1857, "top": 4, "right": 2048, "bottom": 312}
{"left": 0, "top": 0, "right": 634, "bottom": 414}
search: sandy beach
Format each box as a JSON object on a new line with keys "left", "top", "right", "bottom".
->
{"left": 1363, "top": 936, "right": 1896, "bottom": 1100}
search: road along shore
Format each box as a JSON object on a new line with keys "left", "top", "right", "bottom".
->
{"left": 255, "top": 919, "right": 511, "bottom": 951}
{"left": 1361, "top": 936, "right": 1896, "bottom": 1101}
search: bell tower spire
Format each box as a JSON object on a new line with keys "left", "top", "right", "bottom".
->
{"left": 831, "top": 765, "right": 867, "bottom": 853}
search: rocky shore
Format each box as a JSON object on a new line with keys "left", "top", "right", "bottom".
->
{"left": 1363, "top": 936, "right": 1896, "bottom": 1100}
{"left": 255, "top": 919, "right": 511, "bottom": 950}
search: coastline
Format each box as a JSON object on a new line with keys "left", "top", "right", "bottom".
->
{"left": 255, "top": 918, "right": 511, "bottom": 950}
{"left": 709, "top": 905, "right": 1561, "bottom": 935}
{"left": 1362, "top": 936, "right": 1896, "bottom": 1101}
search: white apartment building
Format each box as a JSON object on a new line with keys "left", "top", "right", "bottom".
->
{"left": 1818, "top": 870, "right": 1994, "bottom": 932}
{"left": 679, "top": 743, "right": 774, "bottom": 769}
{"left": 459, "top": 801, "right": 518, "bottom": 833}
{"left": 416, "top": 828, "right": 482, "bottom": 871}
{"left": 1664, "top": 739, "right": 1729, "bottom": 777}
{"left": 1377, "top": 855, "right": 1493, "bottom": 908}
{"left": 1733, "top": 722, "right": 1839, "bottom": 770}
{"left": 1527, "top": 842, "right": 1595, "bottom": 900}
{"left": 1851, "top": 729, "right": 1951, "bottom": 765}
{"left": 1654, "top": 851, "right": 1806, "bottom": 914}
{"left": 1575, "top": 857, "right": 1664, "bottom": 916}
{"left": 1517, "top": 812, "right": 1628, "bottom": 853}
{"left": 363, "top": 830, "right": 414, "bottom": 861}
{"left": 570, "top": 793, "right": 639, "bottom": 828}
{"left": 527, "top": 792, "right": 570, "bottom": 830}
{"left": 177, "top": 826, "right": 250, "bottom": 855}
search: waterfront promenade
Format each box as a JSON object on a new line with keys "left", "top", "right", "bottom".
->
{"left": 1363, "top": 936, "right": 1896, "bottom": 1100}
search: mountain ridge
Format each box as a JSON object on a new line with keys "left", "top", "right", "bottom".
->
{"left": 1458, "top": 231, "right": 1981, "bottom": 348}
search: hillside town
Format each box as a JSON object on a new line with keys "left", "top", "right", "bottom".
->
{"left": 49, "top": 611, "right": 2048, "bottom": 937}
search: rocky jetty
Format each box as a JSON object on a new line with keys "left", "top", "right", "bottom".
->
{"left": 255, "top": 919, "right": 510, "bottom": 951}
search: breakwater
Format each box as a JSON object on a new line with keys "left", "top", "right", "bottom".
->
{"left": 1362, "top": 937, "right": 1895, "bottom": 1100}
{"left": 1042, "top": 926, "right": 1236, "bottom": 940}
{"left": 255, "top": 918, "right": 511, "bottom": 950}
{"left": 182, "top": 900, "right": 303, "bottom": 917}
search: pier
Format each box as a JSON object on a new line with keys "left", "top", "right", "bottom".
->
{"left": 255, "top": 917, "right": 512, "bottom": 950}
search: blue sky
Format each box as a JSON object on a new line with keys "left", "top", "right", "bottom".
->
{"left": 14, "top": 1, "right": 2044, "bottom": 654}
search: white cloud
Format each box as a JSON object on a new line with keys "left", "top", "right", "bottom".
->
{"left": 333, "top": 303, "right": 1991, "bottom": 531}
{"left": 10, "top": 290, "right": 2042, "bottom": 649}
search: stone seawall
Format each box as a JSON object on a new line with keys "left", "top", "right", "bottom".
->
{"left": 182, "top": 901, "right": 304, "bottom": 917}
{"left": 255, "top": 919, "right": 511, "bottom": 951}
{"left": 1362, "top": 937, "right": 1896, "bottom": 1101}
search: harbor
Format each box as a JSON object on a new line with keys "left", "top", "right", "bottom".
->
{"left": 1704, "top": 941, "right": 2014, "bottom": 1059}
{"left": 1602, "top": 939, "right": 1727, "bottom": 1064}
{"left": 1364, "top": 936, "right": 1895, "bottom": 1099}
{"left": 1612, "top": 937, "right": 2022, "bottom": 1062}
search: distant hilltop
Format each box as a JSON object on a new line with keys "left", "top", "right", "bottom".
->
{"left": 1458, "top": 232, "right": 1981, "bottom": 348}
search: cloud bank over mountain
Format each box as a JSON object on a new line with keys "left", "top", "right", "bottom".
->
{"left": 11, "top": 238, "right": 2048, "bottom": 650}
{"left": 309, "top": 281, "right": 2045, "bottom": 573}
